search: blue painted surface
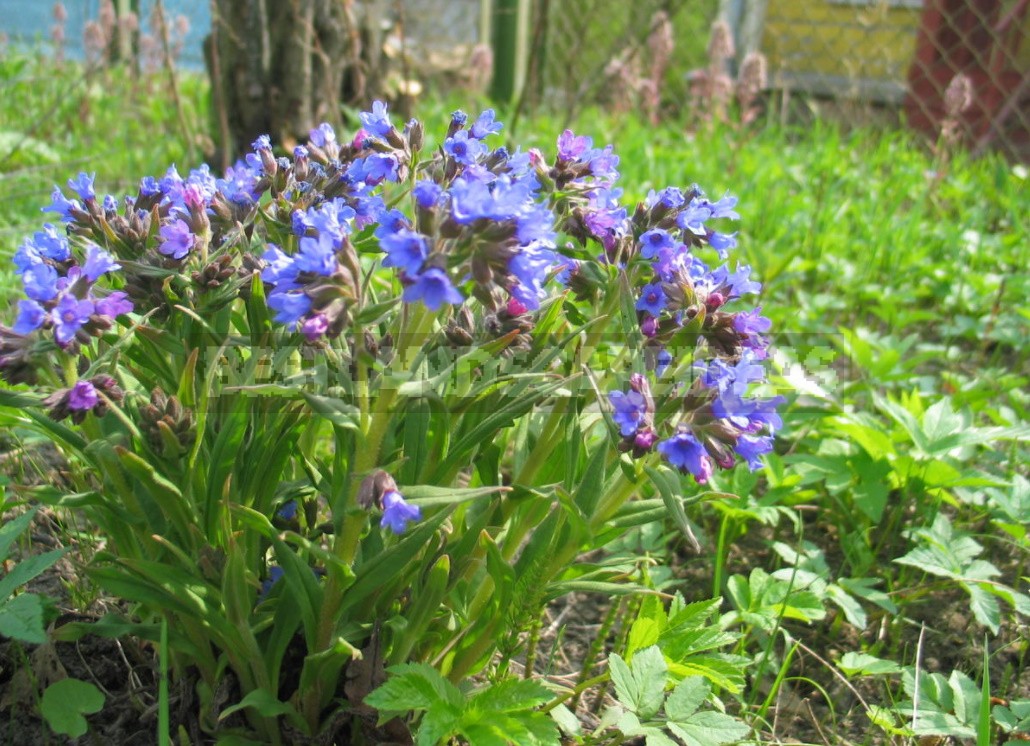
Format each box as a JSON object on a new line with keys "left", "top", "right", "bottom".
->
{"left": 0, "top": 0, "right": 210, "bottom": 68}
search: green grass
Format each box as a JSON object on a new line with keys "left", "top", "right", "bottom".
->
{"left": 1, "top": 52, "right": 1027, "bottom": 743}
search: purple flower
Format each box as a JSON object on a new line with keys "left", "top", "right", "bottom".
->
{"left": 267, "top": 290, "right": 312, "bottom": 327}
{"left": 82, "top": 244, "right": 120, "bottom": 281}
{"left": 734, "top": 306, "right": 771, "bottom": 336}
{"left": 381, "top": 229, "right": 428, "bottom": 275}
{"left": 470, "top": 109, "right": 502, "bottom": 139}
{"left": 586, "top": 145, "right": 620, "bottom": 182}
{"left": 609, "top": 390, "right": 646, "bottom": 437}
{"left": 252, "top": 134, "right": 272, "bottom": 152}
{"left": 42, "top": 187, "right": 82, "bottom": 222}
{"left": 444, "top": 131, "right": 487, "bottom": 166}
{"left": 67, "top": 380, "right": 99, "bottom": 411}
{"left": 13, "top": 300, "right": 46, "bottom": 334}
{"left": 301, "top": 314, "right": 329, "bottom": 341}
{"left": 648, "top": 187, "right": 685, "bottom": 209}
{"left": 348, "top": 153, "right": 399, "bottom": 186}
{"left": 67, "top": 172, "right": 96, "bottom": 202}
{"left": 639, "top": 228, "right": 674, "bottom": 259}
{"left": 158, "top": 219, "right": 195, "bottom": 260}
{"left": 658, "top": 429, "right": 713, "bottom": 483}
{"left": 22, "top": 264, "right": 59, "bottom": 302}
{"left": 293, "top": 145, "right": 309, "bottom": 160}
{"left": 636, "top": 282, "right": 667, "bottom": 316}
{"left": 139, "top": 176, "right": 162, "bottom": 198}
{"left": 402, "top": 268, "right": 463, "bottom": 311}
{"left": 413, "top": 180, "right": 443, "bottom": 210}
{"left": 52, "top": 295, "right": 94, "bottom": 346}
{"left": 380, "top": 490, "right": 421, "bottom": 534}
{"left": 508, "top": 246, "right": 555, "bottom": 310}
{"left": 309, "top": 122, "right": 336, "bottom": 148}
{"left": 359, "top": 100, "right": 393, "bottom": 139}
{"left": 94, "top": 291, "right": 133, "bottom": 318}
{"left": 557, "top": 129, "right": 592, "bottom": 161}
{"left": 735, "top": 434, "right": 773, "bottom": 470}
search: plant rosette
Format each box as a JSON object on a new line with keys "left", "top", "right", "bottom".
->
{"left": 0, "top": 103, "right": 781, "bottom": 742}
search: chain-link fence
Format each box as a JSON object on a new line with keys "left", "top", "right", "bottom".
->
{"left": 508, "top": 0, "right": 1028, "bottom": 159}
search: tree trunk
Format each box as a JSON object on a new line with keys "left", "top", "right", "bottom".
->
{"left": 205, "top": 0, "right": 387, "bottom": 167}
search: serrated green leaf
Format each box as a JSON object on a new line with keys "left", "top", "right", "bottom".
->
{"left": 609, "top": 647, "right": 667, "bottom": 719}
{"left": 365, "top": 663, "right": 463, "bottom": 714}
{"left": 667, "top": 710, "right": 750, "bottom": 746}
{"left": 469, "top": 678, "right": 552, "bottom": 714}
{"left": 665, "top": 676, "right": 708, "bottom": 721}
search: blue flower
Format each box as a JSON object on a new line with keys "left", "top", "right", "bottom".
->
{"left": 52, "top": 295, "right": 94, "bottom": 346}
{"left": 402, "top": 268, "right": 463, "bottom": 311}
{"left": 655, "top": 348, "right": 673, "bottom": 377}
{"left": 67, "top": 172, "right": 96, "bottom": 202}
{"left": 259, "top": 566, "right": 285, "bottom": 600}
{"left": 252, "top": 134, "right": 272, "bottom": 151}
{"left": 13, "top": 300, "right": 46, "bottom": 335}
{"left": 380, "top": 229, "right": 428, "bottom": 275}
{"left": 82, "top": 244, "right": 121, "bottom": 281}
{"left": 158, "top": 219, "right": 195, "bottom": 260}
{"left": 735, "top": 434, "right": 773, "bottom": 470}
{"left": 444, "top": 131, "right": 487, "bottom": 166}
{"left": 678, "top": 198, "right": 711, "bottom": 236}
{"left": 359, "top": 100, "right": 393, "bottom": 139}
{"left": 706, "top": 231, "right": 737, "bottom": 259}
{"left": 711, "top": 263, "right": 761, "bottom": 298}
{"left": 267, "top": 290, "right": 312, "bottom": 327}
{"left": 139, "top": 176, "right": 162, "bottom": 198}
{"left": 413, "top": 180, "right": 443, "bottom": 210}
{"left": 470, "top": 109, "right": 502, "bottom": 139}
{"left": 635, "top": 282, "right": 667, "bottom": 316}
{"left": 657, "top": 429, "right": 712, "bottom": 483}
{"left": 608, "top": 390, "right": 647, "bottom": 436}
{"left": 639, "top": 228, "right": 674, "bottom": 259}
{"left": 294, "top": 234, "right": 339, "bottom": 276}
{"left": 277, "top": 500, "right": 298, "bottom": 521}
{"left": 261, "top": 245, "right": 298, "bottom": 286}
{"left": 42, "top": 187, "right": 82, "bottom": 222}
{"left": 22, "top": 264, "right": 60, "bottom": 302}
{"left": 450, "top": 110, "right": 468, "bottom": 129}
{"left": 706, "top": 193, "right": 739, "bottom": 220}
{"left": 380, "top": 490, "right": 421, "bottom": 534}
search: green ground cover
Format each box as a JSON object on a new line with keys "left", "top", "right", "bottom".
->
{"left": 0, "top": 51, "right": 1027, "bottom": 744}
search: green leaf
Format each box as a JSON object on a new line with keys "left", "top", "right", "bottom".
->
{"left": 0, "top": 509, "right": 36, "bottom": 562}
{"left": 837, "top": 652, "right": 902, "bottom": 676}
{"left": 40, "top": 678, "right": 105, "bottom": 738}
{"left": 665, "top": 676, "right": 709, "bottom": 721}
{"left": 965, "top": 583, "right": 1001, "bottom": 634}
{"left": 218, "top": 688, "right": 299, "bottom": 721}
{"left": 609, "top": 646, "right": 667, "bottom": 719}
{"left": 469, "top": 678, "right": 552, "bottom": 713}
{"left": 365, "top": 663, "right": 463, "bottom": 714}
{"left": 0, "top": 547, "right": 69, "bottom": 601}
{"left": 0, "top": 592, "right": 46, "bottom": 643}
{"left": 667, "top": 710, "right": 750, "bottom": 746}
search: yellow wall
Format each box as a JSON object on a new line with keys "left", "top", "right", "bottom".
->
{"left": 761, "top": 0, "right": 923, "bottom": 86}
{"left": 761, "top": 0, "right": 1028, "bottom": 92}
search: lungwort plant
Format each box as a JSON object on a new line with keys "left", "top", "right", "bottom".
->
{"left": 0, "top": 103, "right": 781, "bottom": 742}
